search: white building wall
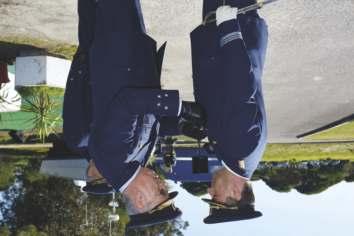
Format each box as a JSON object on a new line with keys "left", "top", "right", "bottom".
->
{"left": 15, "top": 56, "right": 47, "bottom": 87}
{"left": 15, "top": 56, "right": 70, "bottom": 88}
{"left": 46, "top": 56, "right": 71, "bottom": 88}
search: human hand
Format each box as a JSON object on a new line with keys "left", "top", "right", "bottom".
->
{"left": 208, "top": 167, "right": 247, "bottom": 204}
{"left": 216, "top": 5, "right": 238, "bottom": 26}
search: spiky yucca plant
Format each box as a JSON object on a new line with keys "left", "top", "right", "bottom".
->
{"left": 22, "top": 89, "right": 62, "bottom": 143}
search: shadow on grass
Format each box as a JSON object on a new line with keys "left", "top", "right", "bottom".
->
{"left": 0, "top": 148, "right": 49, "bottom": 158}
{"left": 0, "top": 41, "right": 46, "bottom": 63}
{"left": 0, "top": 36, "right": 77, "bottom": 63}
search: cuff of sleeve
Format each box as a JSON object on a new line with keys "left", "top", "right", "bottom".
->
{"left": 220, "top": 31, "right": 243, "bottom": 47}
{"left": 119, "top": 165, "right": 141, "bottom": 193}
{"left": 155, "top": 90, "right": 180, "bottom": 117}
{"left": 221, "top": 160, "right": 249, "bottom": 180}
{"left": 218, "top": 19, "right": 243, "bottom": 47}
{"left": 216, "top": 12, "right": 237, "bottom": 26}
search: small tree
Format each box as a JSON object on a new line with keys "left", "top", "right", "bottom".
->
{"left": 22, "top": 89, "right": 61, "bottom": 143}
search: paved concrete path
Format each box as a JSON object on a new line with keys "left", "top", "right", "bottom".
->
{"left": 1, "top": 0, "right": 354, "bottom": 142}
{"left": 0, "top": 143, "right": 52, "bottom": 149}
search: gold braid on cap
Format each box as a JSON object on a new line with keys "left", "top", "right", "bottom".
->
{"left": 209, "top": 201, "right": 239, "bottom": 210}
{"left": 148, "top": 200, "right": 174, "bottom": 214}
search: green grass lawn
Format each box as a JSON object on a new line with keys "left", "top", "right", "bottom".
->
{"left": 168, "top": 136, "right": 354, "bottom": 162}
{"left": 1, "top": 142, "right": 353, "bottom": 162}
{"left": 174, "top": 135, "right": 354, "bottom": 161}
{"left": 0, "top": 147, "right": 49, "bottom": 158}
{"left": 263, "top": 143, "right": 354, "bottom": 162}
{"left": 0, "top": 35, "right": 77, "bottom": 60}
{"left": 305, "top": 121, "right": 354, "bottom": 141}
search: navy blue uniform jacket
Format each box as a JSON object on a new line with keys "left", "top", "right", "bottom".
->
{"left": 63, "top": 0, "right": 181, "bottom": 191}
{"left": 191, "top": 10, "right": 269, "bottom": 178}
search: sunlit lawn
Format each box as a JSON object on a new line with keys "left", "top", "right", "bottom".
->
{"left": 0, "top": 147, "right": 49, "bottom": 158}
{"left": 305, "top": 121, "right": 354, "bottom": 141}
{"left": 263, "top": 143, "right": 354, "bottom": 162}
{"left": 174, "top": 121, "right": 354, "bottom": 162}
{"left": 1, "top": 143, "right": 353, "bottom": 163}
{"left": 0, "top": 35, "right": 76, "bottom": 60}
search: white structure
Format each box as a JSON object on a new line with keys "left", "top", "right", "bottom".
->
{"left": 0, "top": 68, "right": 21, "bottom": 112}
{"left": 15, "top": 56, "right": 71, "bottom": 88}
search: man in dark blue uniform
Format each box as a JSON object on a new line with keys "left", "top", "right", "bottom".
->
{"left": 63, "top": 0, "right": 95, "bottom": 156}
{"left": 63, "top": 0, "right": 205, "bottom": 226}
{"left": 191, "top": 0, "right": 268, "bottom": 223}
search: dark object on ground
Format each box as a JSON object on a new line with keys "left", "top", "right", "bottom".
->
{"left": 47, "top": 133, "right": 61, "bottom": 143}
{"left": 25, "top": 134, "right": 39, "bottom": 144}
{"left": 47, "top": 137, "right": 89, "bottom": 158}
{"left": 8, "top": 130, "right": 25, "bottom": 143}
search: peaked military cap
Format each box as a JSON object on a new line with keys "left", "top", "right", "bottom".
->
{"left": 126, "top": 191, "right": 182, "bottom": 229}
{"left": 202, "top": 198, "right": 262, "bottom": 224}
{"left": 82, "top": 178, "right": 114, "bottom": 195}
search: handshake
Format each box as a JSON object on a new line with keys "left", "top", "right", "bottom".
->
{"left": 178, "top": 101, "right": 207, "bottom": 140}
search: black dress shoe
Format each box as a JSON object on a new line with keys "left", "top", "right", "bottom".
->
{"left": 8, "top": 130, "right": 25, "bottom": 143}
